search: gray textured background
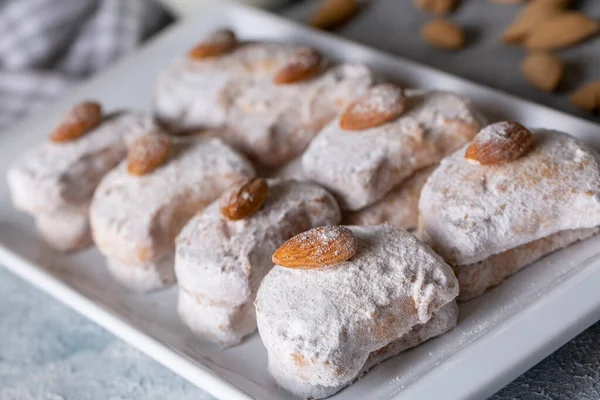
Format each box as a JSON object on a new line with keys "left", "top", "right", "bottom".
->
{"left": 1, "top": 0, "right": 600, "bottom": 399}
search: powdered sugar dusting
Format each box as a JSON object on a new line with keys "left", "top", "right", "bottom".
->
{"left": 274, "top": 226, "right": 358, "bottom": 268}
{"left": 474, "top": 121, "right": 521, "bottom": 144}
{"left": 465, "top": 121, "right": 533, "bottom": 165}
{"left": 419, "top": 129, "right": 600, "bottom": 266}
{"left": 345, "top": 165, "right": 436, "bottom": 230}
{"left": 155, "top": 42, "right": 374, "bottom": 167}
{"left": 89, "top": 137, "right": 255, "bottom": 290}
{"left": 287, "top": 47, "right": 322, "bottom": 69}
{"left": 127, "top": 131, "right": 171, "bottom": 169}
{"left": 348, "top": 84, "right": 405, "bottom": 118}
{"left": 256, "top": 226, "right": 458, "bottom": 397}
{"left": 7, "top": 112, "right": 156, "bottom": 251}
{"left": 155, "top": 43, "right": 297, "bottom": 132}
{"left": 302, "top": 89, "right": 484, "bottom": 210}
{"left": 174, "top": 180, "right": 341, "bottom": 346}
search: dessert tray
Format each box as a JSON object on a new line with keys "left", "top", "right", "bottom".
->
{"left": 1, "top": 3, "right": 599, "bottom": 400}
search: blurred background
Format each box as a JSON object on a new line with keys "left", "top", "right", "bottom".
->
{"left": 1, "top": 0, "right": 598, "bottom": 133}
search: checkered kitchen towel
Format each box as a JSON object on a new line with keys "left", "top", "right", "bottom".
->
{"left": 0, "top": 0, "right": 170, "bottom": 130}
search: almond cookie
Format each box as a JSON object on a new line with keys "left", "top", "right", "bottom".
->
{"left": 302, "top": 88, "right": 484, "bottom": 210}
{"left": 221, "top": 59, "right": 373, "bottom": 168}
{"left": 419, "top": 122, "right": 600, "bottom": 300}
{"left": 6, "top": 109, "right": 155, "bottom": 251}
{"left": 344, "top": 165, "right": 436, "bottom": 230}
{"left": 89, "top": 137, "right": 254, "bottom": 291}
{"left": 175, "top": 179, "right": 341, "bottom": 347}
{"left": 154, "top": 31, "right": 373, "bottom": 167}
{"left": 154, "top": 38, "right": 294, "bottom": 133}
{"left": 256, "top": 225, "right": 458, "bottom": 399}
{"left": 276, "top": 160, "right": 435, "bottom": 231}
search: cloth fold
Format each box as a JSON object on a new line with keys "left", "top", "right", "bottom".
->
{"left": 0, "top": 0, "right": 170, "bottom": 130}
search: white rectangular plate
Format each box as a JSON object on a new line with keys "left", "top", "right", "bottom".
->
{"left": 1, "top": 3, "right": 600, "bottom": 400}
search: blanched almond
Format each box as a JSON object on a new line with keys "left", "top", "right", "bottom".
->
{"left": 570, "top": 81, "right": 600, "bottom": 113}
{"left": 50, "top": 102, "right": 103, "bottom": 143}
{"left": 127, "top": 132, "right": 172, "bottom": 176}
{"left": 465, "top": 121, "right": 533, "bottom": 165}
{"left": 272, "top": 226, "right": 358, "bottom": 269}
{"left": 422, "top": 19, "right": 466, "bottom": 50}
{"left": 524, "top": 12, "right": 599, "bottom": 50}
{"left": 413, "top": 0, "right": 457, "bottom": 15}
{"left": 339, "top": 84, "right": 407, "bottom": 131}
{"left": 521, "top": 52, "right": 564, "bottom": 92}
{"left": 309, "top": 0, "right": 359, "bottom": 30}
{"left": 220, "top": 177, "right": 268, "bottom": 221}
{"left": 274, "top": 47, "right": 323, "bottom": 85}
{"left": 188, "top": 29, "right": 237, "bottom": 59}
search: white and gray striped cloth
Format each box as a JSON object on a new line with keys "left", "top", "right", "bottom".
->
{"left": 0, "top": 0, "right": 170, "bottom": 130}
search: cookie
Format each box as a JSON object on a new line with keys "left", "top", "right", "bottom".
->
{"left": 7, "top": 110, "right": 155, "bottom": 251}
{"left": 302, "top": 89, "right": 483, "bottom": 210}
{"left": 256, "top": 225, "right": 458, "bottom": 398}
{"left": 175, "top": 179, "right": 341, "bottom": 347}
{"left": 419, "top": 124, "right": 600, "bottom": 300}
{"left": 90, "top": 136, "right": 254, "bottom": 291}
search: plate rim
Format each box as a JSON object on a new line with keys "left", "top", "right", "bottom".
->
{"left": 0, "top": 245, "right": 256, "bottom": 400}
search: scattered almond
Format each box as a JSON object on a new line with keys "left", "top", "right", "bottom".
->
{"left": 465, "top": 121, "right": 533, "bottom": 165}
{"left": 274, "top": 47, "right": 323, "bottom": 85}
{"left": 127, "top": 132, "right": 172, "bottom": 176}
{"left": 524, "top": 12, "right": 599, "bottom": 50}
{"left": 220, "top": 177, "right": 268, "bottom": 221}
{"left": 49, "top": 102, "right": 103, "bottom": 143}
{"left": 502, "top": 0, "right": 568, "bottom": 44}
{"left": 546, "top": 0, "right": 572, "bottom": 5}
{"left": 413, "top": 0, "right": 457, "bottom": 15}
{"left": 422, "top": 19, "right": 466, "bottom": 50}
{"left": 309, "top": 0, "right": 359, "bottom": 30}
{"left": 521, "top": 52, "right": 564, "bottom": 92}
{"left": 570, "top": 81, "right": 600, "bottom": 113}
{"left": 272, "top": 226, "right": 358, "bottom": 269}
{"left": 188, "top": 29, "right": 237, "bottom": 60}
{"left": 339, "top": 84, "right": 407, "bottom": 131}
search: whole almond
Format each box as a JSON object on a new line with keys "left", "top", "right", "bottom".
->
{"left": 272, "top": 226, "right": 358, "bottom": 269}
{"left": 491, "top": 0, "right": 525, "bottom": 3}
{"left": 309, "top": 0, "right": 359, "bottom": 30}
{"left": 521, "top": 52, "right": 564, "bottom": 92}
{"left": 274, "top": 47, "right": 323, "bottom": 85}
{"left": 220, "top": 177, "right": 268, "bottom": 221}
{"left": 127, "top": 132, "right": 172, "bottom": 176}
{"left": 524, "top": 12, "right": 599, "bottom": 50}
{"left": 422, "top": 19, "right": 466, "bottom": 50}
{"left": 49, "top": 102, "right": 103, "bottom": 143}
{"left": 545, "top": 0, "right": 572, "bottom": 5}
{"left": 339, "top": 84, "right": 407, "bottom": 131}
{"left": 188, "top": 29, "right": 237, "bottom": 60}
{"left": 465, "top": 121, "right": 533, "bottom": 165}
{"left": 502, "top": 0, "right": 568, "bottom": 44}
{"left": 413, "top": 0, "right": 457, "bottom": 15}
{"left": 570, "top": 81, "right": 600, "bottom": 113}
